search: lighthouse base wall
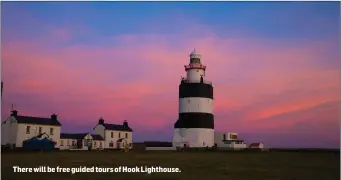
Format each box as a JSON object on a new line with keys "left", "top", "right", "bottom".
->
{"left": 172, "top": 128, "right": 214, "bottom": 148}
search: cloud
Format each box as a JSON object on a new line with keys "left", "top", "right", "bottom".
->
{"left": 1, "top": 12, "right": 339, "bottom": 148}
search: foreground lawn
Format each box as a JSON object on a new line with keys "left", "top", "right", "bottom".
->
{"left": 2, "top": 151, "right": 339, "bottom": 180}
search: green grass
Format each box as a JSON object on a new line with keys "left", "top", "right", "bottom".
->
{"left": 2, "top": 151, "right": 340, "bottom": 180}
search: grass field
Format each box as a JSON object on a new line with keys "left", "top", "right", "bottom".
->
{"left": 1, "top": 150, "right": 340, "bottom": 180}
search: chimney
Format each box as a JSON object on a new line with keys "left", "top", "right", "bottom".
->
{"left": 123, "top": 120, "right": 128, "bottom": 127}
{"left": 98, "top": 118, "right": 104, "bottom": 125}
{"left": 11, "top": 110, "right": 18, "bottom": 117}
{"left": 51, "top": 114, "right": 57, "bottom": 120}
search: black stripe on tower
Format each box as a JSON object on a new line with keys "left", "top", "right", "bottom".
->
{"left": 179, "top": 83, "right": 213, "bottom": 99}
{"left": 174, "top": 113, "right": 214, "bottom": 129}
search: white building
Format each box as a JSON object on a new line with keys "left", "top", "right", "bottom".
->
{"left": 173, "top": 50, "right": 215, "bottom": 148}
{"left": 60, "top": 133, "right": 104, "bottom": 150}
{"left": 93, "top": 118, "right": 133, "bottom": 149}
{"left": 1, "top": 110, "right": 62, "bottom": 148}
{"left": 214, "top": 132, "right": 247, "bottom": 150}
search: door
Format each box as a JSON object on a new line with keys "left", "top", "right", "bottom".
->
{"left": 76, "top": 140, "right": 82, "bottom": 149}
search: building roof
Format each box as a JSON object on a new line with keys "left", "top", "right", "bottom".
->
{"left": 117, "top": 138, "right": 125, "bottom": 142}
{"left": 60, "top": 133, "right": 104, "bottom": 140}
{"left": 101, "top": 123, "right": 133, "bottom": 132}
{"left": 249, "top": 143, "right": 262, "bottom": 147}
{"left": 91, "top": 134, "right": 104, "bottom": 141}
{"left": 95, "top": 118, "right": 133, "bottom": 132}
{"left": 14, "top": 116, "right": 62, "bottom": 126}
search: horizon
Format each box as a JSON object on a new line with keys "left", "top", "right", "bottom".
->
{"left": 1, "top": 2, "right": 340, "bottom": 149}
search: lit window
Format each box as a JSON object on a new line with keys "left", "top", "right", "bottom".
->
{"left": 60, "top": 140, "right": 64, "bottom": 146}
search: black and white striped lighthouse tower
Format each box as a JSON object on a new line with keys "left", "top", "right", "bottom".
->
{"left": 173, "top": 50, "right": 214, "bottom": 148}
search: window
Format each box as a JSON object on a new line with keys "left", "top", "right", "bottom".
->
{"left": 94, "top": 141, "right": 97, "bottom": 146}
{"left": 230, "top": 134, "right": 237, "bottom": 139}
{"left": 119, "top": 132, "right": 121, "bottom": 138}
{"left": 67, "top": 140, "right": 70, "bottom": 146}
{"left": 100, "top": 142, "right": 102, "bottom": 146}
{"left": 129, "top": 143, "right": 132, "bottom": 147}
{"left": 60, "top": 140, "right": 64, "bottom": 146}
{"left": 109, "top": 142, "right": 113, "bottom": 147}
{"left": 39, "top": 127, "right": 42, "bottom": 134}
{"left": 26, "top": 126, "right": 30, "bottom": 134}
{"left": 125, "top": 133, "right": 128, "bottom": 138}
{"left": 50, "top": 128, "right": 54, "bottom": 135}
{"left": 111, "top": 132, "right": 113, "bottom": 138}
{"left": 223, "top": 134, "right": 226, "bottom": 141}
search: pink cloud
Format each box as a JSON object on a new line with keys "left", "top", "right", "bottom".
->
{"left": 1, "top": 20, "right": 339, "bottom": 147}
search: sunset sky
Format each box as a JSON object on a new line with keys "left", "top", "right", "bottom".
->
{"left": 1, "top": 2, "right": 340, "bottom": 148}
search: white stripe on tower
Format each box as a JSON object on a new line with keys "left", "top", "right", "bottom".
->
{"left": 179, "top": 97, "right": 213, "bottom": 114}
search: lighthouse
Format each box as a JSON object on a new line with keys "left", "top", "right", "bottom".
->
{"left": 173, "top": 50, "right": 214, "bottom": 148}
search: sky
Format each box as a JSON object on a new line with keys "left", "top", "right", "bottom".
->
{"left": 1, "top": 2, "right": 340, "bottom": 148}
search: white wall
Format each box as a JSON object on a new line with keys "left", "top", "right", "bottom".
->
{"left": 179, "top": 97, "right": 213, "bottom": 114}
{"left": 1, "top": 117, "right": 18, "bottom": 146}
{"left": 218, "top": 143, "right": 247, "bottom": 150}
{"left": 59, "top": 138, "right": 77, "bottom": 150}
{"left": 173, "top": 128, "right": 214, "bottom": 148}
{"left": 15, "top": 124, "right": 61, "bottom": 148}
{"left": 214, "top": 132, "right": 239, "bottom": 146}
{"left": 60, "top": 135, "right": 105, "bottom": 150}
{"left": 104, "top": 130, "right": 133, "bottom": 149}
{"left": 92, "top": 139, "right": 105, "bottom": 149}
{"left": 172, "top": 128, "right": 181, "bottom": 147}
{"left": 214, "top": 132, "right": 224, "bottom": 146}
{"left": 186, "top": 69, "right": 205, "bottom": 82}
{"left": 94, "top": 125, "right": 105, "bottom": 139}
{"left": 92, "top": 124, "right": 133, "bottom": 149}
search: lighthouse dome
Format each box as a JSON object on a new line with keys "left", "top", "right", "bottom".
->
{"left": 190, "top": 49, "right": 201, "bottom": 59}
